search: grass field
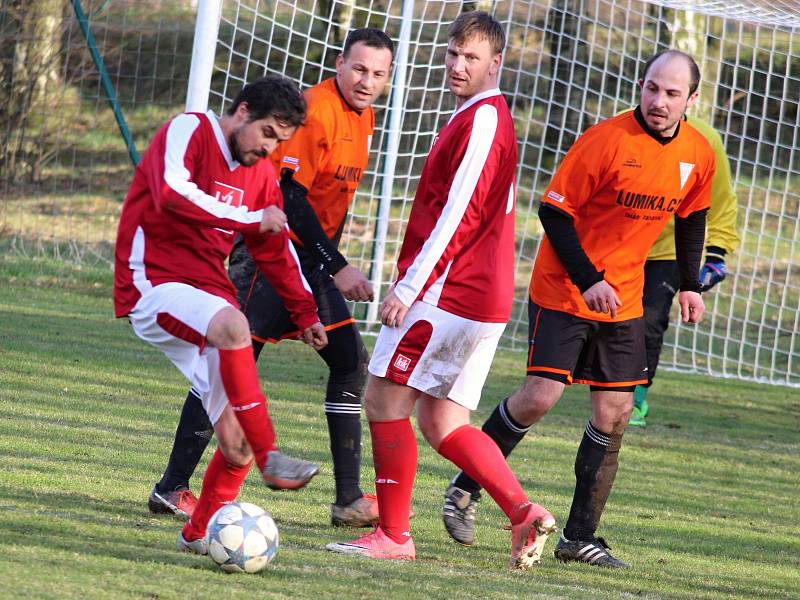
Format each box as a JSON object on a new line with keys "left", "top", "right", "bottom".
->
{"left": 1, "top": 254, "right": 798, "bottom": 599}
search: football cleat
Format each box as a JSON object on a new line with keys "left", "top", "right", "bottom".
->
{"left": 262, "top": 450, "right": 319, "bottom": 490}
{"left": 148, "top": 485, "right": 198, "bottom": 520}
{"left": 510, "top": 502, "right": 557, "bottom": 570}
{"left": 554, "top": 533, "right": 630, "bottom": 568}
{"left": 176, "top": 532, "right": 208, "bottom": 555}
{"left": 331, "top": 493, "right": 416, "bottom": 528}
{"left": 331, "top": 493, "right": 380, "bottom": 528}
{"left": 326, "top": 526, "right": 415, "bottom": 560}
{"left": 443, "top": 485, "right": 480, "bottom": 546}
{"left": 628, "top": 405, "right": 647, "bottom": 427}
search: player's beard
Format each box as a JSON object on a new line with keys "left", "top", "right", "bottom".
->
{"left": 646, "top": 102, "right": 687, "bottom": 137}
{"left": 230, "top": 129, "right": 264, "bottom": 167}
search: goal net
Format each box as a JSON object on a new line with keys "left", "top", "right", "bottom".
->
{"left": 195, "top": 0, "right": 799, "bottom": 387}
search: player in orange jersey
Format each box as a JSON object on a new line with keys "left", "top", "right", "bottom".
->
{"left": 148, "top": 29, "right": 395, "bottom": 528}
{"left": 443, "top": 49, "right": 714, "bottom": 568}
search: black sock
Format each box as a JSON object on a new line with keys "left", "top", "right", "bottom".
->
{"left": 451, "top": 397, "right": 530, "bottom": 497}
{"left": 326, "top": 413, "right": 363, "bottom": 506}
{"left": 156, "top": 388, "right": 213, "bottom": 492}
{"left": 563, "top": 421, "right": 622, "bottom": 541}
{"left": 318, "top": 325, "right": 367, "bottom": 507}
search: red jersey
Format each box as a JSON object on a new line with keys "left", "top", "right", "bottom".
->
{"left": 271, "top": 78, "right": 374, "bottom": 242}
{"left": 531, "top": 109, "right": 715, "bottom": 321}
{"left": 393, "top": 89, "right": 518, "bottom": 323}
{"left": 114, "top": 111, "right": 318, "bottom": 330}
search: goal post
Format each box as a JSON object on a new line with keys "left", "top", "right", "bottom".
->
{"left": 191, "top": 0, "right": 799, "bottom": 387}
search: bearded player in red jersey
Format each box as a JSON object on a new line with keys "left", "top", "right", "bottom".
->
{"left": 442, "top": 50, "right": 714, "bottom": 568}
{"left": 114, "top": 75, "right": 327, "bottom": 554}
{"left": 326, "top": 12, "right": 556, "bottom": 568}
{"left": 147, "top": 29, "right": 396, "bottom": 528}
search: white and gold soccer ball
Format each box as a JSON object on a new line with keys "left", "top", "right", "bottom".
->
{"left": 206, "top": 501, "right": 279, "bottom": 573}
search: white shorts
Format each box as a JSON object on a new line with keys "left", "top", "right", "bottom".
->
{"left": 368, "top": 302, "right": 506, "bottom": 410}
{"left": 128, "top": 282, "right": 234, "bottom": 425}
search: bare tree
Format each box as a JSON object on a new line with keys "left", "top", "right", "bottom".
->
{"left": 0, "top": 0, "right": 63, "bottom": 183}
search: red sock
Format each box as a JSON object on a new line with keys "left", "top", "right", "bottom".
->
{"left": 437, "top": 424, "right": 530, "bottom": 524}
{"left": 181, "top": 447, "right": 251, "bottom": 540}
{"left": 370, "top": 419, "right": 417, "bottom": 544}
{"left": 218, "top": 347, "right": 276, "bottom": 471}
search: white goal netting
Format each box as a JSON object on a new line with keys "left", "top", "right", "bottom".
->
{"left": 203, "top": 0, "right": 799, "bottom": 387}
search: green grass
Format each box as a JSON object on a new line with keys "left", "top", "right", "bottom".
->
{"left": 1, "top": 254, "right": 799, "bottom": 599}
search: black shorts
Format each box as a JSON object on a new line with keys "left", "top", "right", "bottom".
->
{"left": 526, "top": 301, "right": 647, "bottom": 391}
{"left": 228, "top": 240, "right": 353, "bottom": 343}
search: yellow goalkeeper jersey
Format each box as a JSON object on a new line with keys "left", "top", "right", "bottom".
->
{"left": 648, "top": 114, "right": 740, "bottom": 260}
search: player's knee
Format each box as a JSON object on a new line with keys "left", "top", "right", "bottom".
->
{"left": 322, "top": 328, "right": 368, "bottom": 411}
{"left": 417, "top": 416, "right": 449, "bottom": 449}
{"left": 208, "top": 307, "right": 252, "bottom": 349}
{"left": 324, "top": 326, "right": 368, "bottom": 377}
{"left": 511, "top": 378, "right": 561, "bottom": 423}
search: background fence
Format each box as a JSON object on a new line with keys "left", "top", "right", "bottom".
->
{"left": 1, "top": 0, "right": 798, "bottom": 386}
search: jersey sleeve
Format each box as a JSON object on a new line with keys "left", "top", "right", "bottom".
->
{"left": 152, "top": 114, "right": 264, "bottom": 234}
{"left": 241, "top": 176, "right": 319, "bottom": 330}
{"left": 275, "top": 105, "right": 331, "bottom": 191}
{"left": 540, "top": 124, "right": 610, "bottom": 218}
{"left": 705, "top": 131, "right": 740, "bottom": 254}
{"left": 393, "top": 103, "right": 506, "bottom": 306}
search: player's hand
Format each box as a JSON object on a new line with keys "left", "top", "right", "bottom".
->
{"left": 333, "top": 265, "right": 374, "bottom": 302}
{"left": 301, "top": 321, "right": 328, "bottom": 350}
{"left": 380, "top": 289, "right": 410, "bottom": 328}
{"left": 699, "top": 257, "right": 726, "bottom": 292}
{"left": 259, "top": 205, "right": 287, "bottom": 234}
{"left": 678, "top": 291, "right": 704, "bottom": 324}
{"left": 582, "top": 280, "right": 622, "bottom": 318}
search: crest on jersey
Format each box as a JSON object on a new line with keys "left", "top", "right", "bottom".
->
{"left": 282, "top": 155, "right": 300, "bottom": 173}
{"left": 212, "top": 181, "right": 244, "bottom": 207}
{"left": 679, "top": 162, "right": 694, "bottom": 190}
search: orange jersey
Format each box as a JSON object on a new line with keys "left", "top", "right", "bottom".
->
{"left": 270, "top": 78, "right": 374, "bottom": 242}
{"left": 531, "top": 109, "right": 715, "bottom": 321}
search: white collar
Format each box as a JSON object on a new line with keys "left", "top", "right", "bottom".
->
{"left": 206, "top": 110, "right": 240, "bottom": 171}
{"left": 448, "top": 88, "right": 502, "bottom": 124}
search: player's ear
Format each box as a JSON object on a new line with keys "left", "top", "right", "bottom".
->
{"left": 235, "top": 101, "right": 251, "bottom": 122}
{"left": 491, "top": 52, "right": 502, "bottom": 76}
{"left": 335, "top": 53, "right": 345, "bottom": 70}
{"left": 638, "top": 78, "right": 644, "bottom": 90}
{"left": 686, "top": 89, "right": 700, "bottom": 109}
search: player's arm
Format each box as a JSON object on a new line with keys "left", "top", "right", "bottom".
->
{"left": 538, "top": 125, "right": 620, "bottom": 316}
{"left": 537, "top": 204, "right": 620, "bottom": 317}
{"left": 244, "top": 226, "right": 327, "bottom": 348}
{"left": 674, "top": 157, "right": 714, "bottom": 323}
{"left": 675, "top": 208, "right": 708, "bottom": 323}
{"left": 281, "top": 170, "right": 373, "bottom": 302}
{"left": 281, "top": 169, "right": 348, "bottom": 273}
{"left": 152, "top": 114, "right": 266, "bottom": 234}
{"left": 392, "top": 103, "right": 504, "bottom": 309}
{"left": 701, "top": 131, "right": 739, "bottom": 291}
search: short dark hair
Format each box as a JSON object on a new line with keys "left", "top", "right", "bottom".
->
{"left": 642, "top": 49, "right": 701, "bottom": 96}
{"left": 448, "top": 10, "right": 505, "bottom": 55}
{"left": 227, "top": 74, "right": 306, "bottom": 127}
{"left": 342, "top": 28, "right": 395, "bottom": 60}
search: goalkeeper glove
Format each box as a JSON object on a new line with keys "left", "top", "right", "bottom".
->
{"left": 699, "top": 246, "right": 727, "bottom": 292}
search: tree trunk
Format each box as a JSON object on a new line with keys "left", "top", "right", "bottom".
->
{"left": 1, "top": 0, "right": 63, "bottom": 182}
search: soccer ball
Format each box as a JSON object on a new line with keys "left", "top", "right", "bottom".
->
{"left": 206, "top": 501, "right": 279, "bottom": 573}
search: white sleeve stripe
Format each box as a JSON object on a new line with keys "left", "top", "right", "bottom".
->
{"left": 284, "top": 224, "right": 313, "bottom": 294}
{"left": 163, "top": 114, "right": 262, "bottom": 225}
{"left": 394, "top": 104, "right": 498, "bottom": 305}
